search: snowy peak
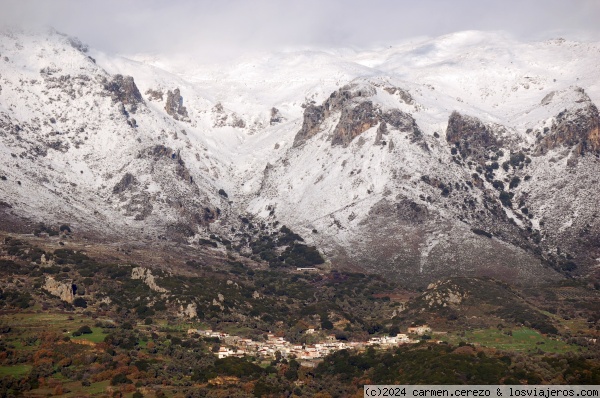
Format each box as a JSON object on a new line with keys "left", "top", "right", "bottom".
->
{"left": 2, "top": 28, "right": 600, "bottom": 286}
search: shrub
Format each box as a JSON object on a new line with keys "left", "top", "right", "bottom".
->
{"left": 78, "top": 325, "right": 93, "bottom": 334}
{"left": 73, "top": 297, "right": 87, "bottom": 308}
{"left": 499, "top": 191, "right": 512, "bottom": 207}
{"left": 321, "top": 320, "right": 334, "bottom": 330}
{"left": 492, "top": 180, "right": 504, "bottom": 191}
{"left": 110, "top": 373, "right": 132, "bottom": 385}
{"left": 509, "top": 176, "right": 521, "bottom": 189}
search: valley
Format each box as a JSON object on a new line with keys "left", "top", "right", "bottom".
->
{"left": 0, "top": 26, "right": 599, "bottom": 396}
{"left": 0, "top": 227, "right": 598, "bottom": 396}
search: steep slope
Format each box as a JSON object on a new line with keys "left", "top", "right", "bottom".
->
{"left": 1, "top": 29, "right": 600, "bottom": 286}
{"left": 0, "top": 29, "right": 230, "bottom": 240}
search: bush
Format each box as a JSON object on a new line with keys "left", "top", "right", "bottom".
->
{"left": 499, "top": 191, "right": 512, "bottom": 207}
{"left": 73, "top": 297, "right": 87, "bottom": 308}
{"left": 78, "top": 325, "right": 93, "bottom": 334}
{"left": 509, "top": 176, "right": 521, "bottom": 189}
{"left": 492, "top": 180, "right": 504, "bottom": 191}
{"left": 110, "top": 373, "right": 132, "bottom": 385}
{"left": 321, "top": 320, "right": 334, "bottom": 330}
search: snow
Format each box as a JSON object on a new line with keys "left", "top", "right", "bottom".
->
{"left": 0, "top": 28, "right": 598, "bottom": 280}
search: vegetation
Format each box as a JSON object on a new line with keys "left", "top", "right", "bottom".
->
{"left": 0, "top": 233, "right": 597, "bottom": 396}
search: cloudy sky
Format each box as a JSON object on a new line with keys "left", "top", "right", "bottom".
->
{"left": 2, "top": 0, "right": 599, "bottom": 57}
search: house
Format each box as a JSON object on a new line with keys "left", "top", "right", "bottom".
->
{"left": 217, "top": 347, "right": 234, "bottom": 359}
{"left": 407, "top": 325, "right": 432, "bottom": 335}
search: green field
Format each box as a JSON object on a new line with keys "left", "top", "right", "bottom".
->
{"left": 444, "top": 327, "right": 579, "bottom": 353}
{"left": 71, "top": 326, "right": 107, "bottom": 343}
{"left": 0, "top": 365, "right": 31, "bottom": 377}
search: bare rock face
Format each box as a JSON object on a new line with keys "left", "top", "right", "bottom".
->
{"left": 112, "top": 173, "right": 137, "bottom": 195}
{"left": 535, "top": 92, "right": 600, "bottom": 157}
{"left": 179, "top": 302, "right": 198, "bottom": 318}
{"left": 293, "top": 103, "right": 326, "bottom": 146}
{"left": 294, "top": 83, "right": 420, "bottom": 148}
{"left": 145, "top": 88, "right": 164, "bottom": 101}
{"left": 44, "top": 276, "right": 74, "bottom": 303}
{"left": 446, "top": 111, "right": 500, "bottom": 149}
{"left": 131, "top": 267, "right": 167, "bottom": 293}
{"left": 446, "top": 111, "right": 503, "bottom": 163}
{"left": 269, "top": 107, "right": 284, "bottom": 125}
{"left": 212, "top": 102, "right": 246, "bottom": 128}
{"left": 383, "top": 86, "right": 414, "bottom": 105}
{"left": 165, "top": 88, "right": 190, "bottom": 122}
{"left": 66, "top": 36, "right": 88, "bottom": 53}
{"left": 332, "top": 101, "right": 379, "bottom": 146}
{"left": 103, "top": 74, "right": 144, "bottom": 113}
{"left": 374, "top": 121, "right": 387, "bottom": 145}
{"left": 145, "top": 145, "right": 194, "bottom": 184}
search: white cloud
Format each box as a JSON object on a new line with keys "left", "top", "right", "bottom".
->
{"left": 2, "top": 0, "right": 599, "bottom": 59}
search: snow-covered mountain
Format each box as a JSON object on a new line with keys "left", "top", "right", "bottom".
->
{"left": 1, "top": 28, "right": 599, "bottom": 286}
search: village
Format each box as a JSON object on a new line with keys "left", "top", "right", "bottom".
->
{"left": 187, "top": 325, "right": 433, "bottom": 364}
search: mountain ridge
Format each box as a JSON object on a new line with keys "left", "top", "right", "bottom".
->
{"left": 1, "top": 28, "right": 599, "bottom": 286}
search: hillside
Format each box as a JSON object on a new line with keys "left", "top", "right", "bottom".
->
{"left": 1, "top": 28, "right": 600, "bottom": 286}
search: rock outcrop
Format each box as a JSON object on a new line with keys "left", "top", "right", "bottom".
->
{"left": 145, "top": 88, "right": 164, "bottom": 101}
{"left": 331, "top": 101, "right": 379, "bottom": 146}
{"left": 165, "top": 88, "right": 190, "bottom": 122}
{"left": 212, "top": 102, "right": 245, "bottom": 128}
{"left": 446, "top": 111, "right": 500, "bottom": 149}
{"left": 446, "top": 111, "right": 504, "bottom": 163}
{"left": 179, "top": 302, "right": 198, "bottom": 318}
{"left": 294, "top": 83, "right": 421, "bottom": 147}
{"left": 112, "top": 173, "right": 137, "bottom": 195}
{"left": 535, "top": 90, "right": 600, "bottom": 157}
{"left": 44, "top": 276, "right": 74, "bottom": 303}
{"left": 103, "top": 74, "right": 144, "bottom": 113}
{"left": 131, "top": 267, "right": 167, "bottom": 293}
{"left": 269, "top": 107, "right": 283, "bottom": 125}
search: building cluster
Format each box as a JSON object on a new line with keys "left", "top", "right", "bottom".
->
{"left": 187, "top": 326, "right": 430, "bottom": 361}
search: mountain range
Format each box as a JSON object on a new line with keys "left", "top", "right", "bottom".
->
{"left": 1, "top": 27, "right": 599, "bottom": 287}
